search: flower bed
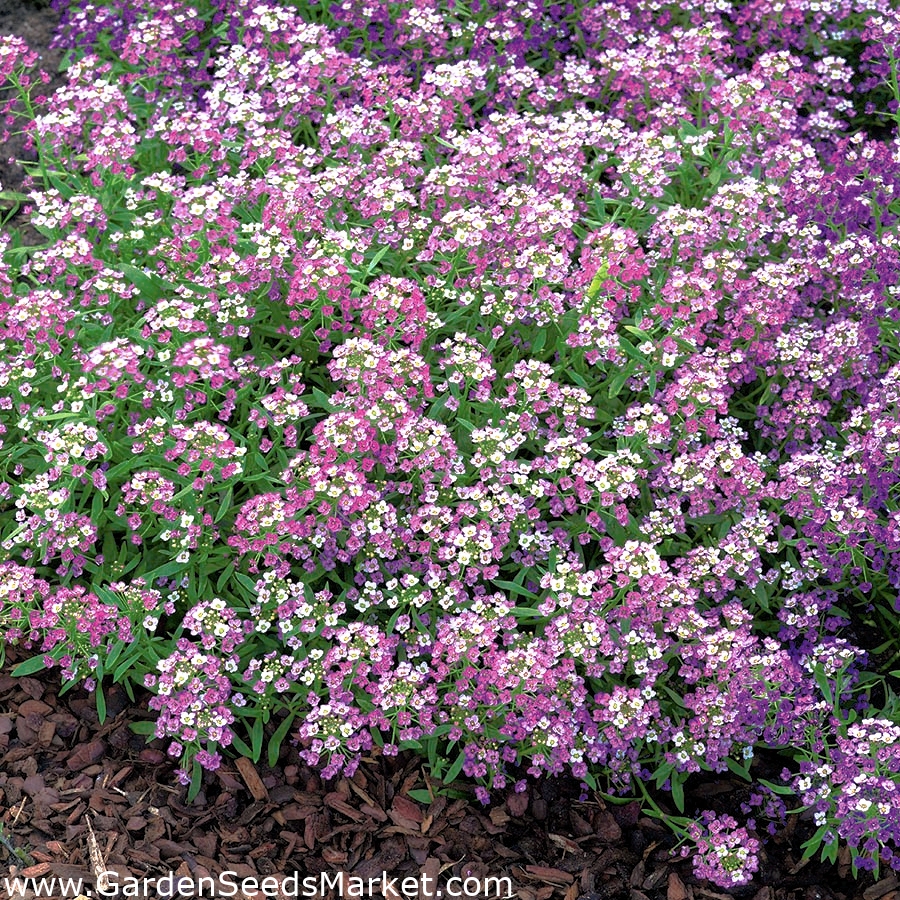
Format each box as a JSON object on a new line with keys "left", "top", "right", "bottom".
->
{"left": 2, "top": 0, "right": 900, "bottom": 886}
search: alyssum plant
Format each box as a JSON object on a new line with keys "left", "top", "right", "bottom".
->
{"left": 2, "top": 0, "right": 900, "bottom": 885}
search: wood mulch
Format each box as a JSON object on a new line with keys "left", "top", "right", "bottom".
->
{"left": 0, "top": 2, "right": 894, "bottom": 899}
{"left": 0, "top": 663, "right": 891, "bottom": 900}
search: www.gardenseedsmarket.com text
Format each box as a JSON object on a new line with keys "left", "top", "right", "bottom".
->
{"left": 5, "top": 870, "right": 516, "bottom": 899}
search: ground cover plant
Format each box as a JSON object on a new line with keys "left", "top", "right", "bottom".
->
{"left": 2, "top": 0, "right": 900, "bottom": 888}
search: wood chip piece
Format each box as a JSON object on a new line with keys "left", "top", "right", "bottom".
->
{"left": 85, "top": 816, "right": 110, "bottom": 893}
{"left": 595, "top": 810, "right": 622, "bottom": 842}
{"left": 569, "top": 810, "right": 594, "bottom": 838}
{"left": 838, "top": 844, "right": 852, "bottom": 879}
{"left": 18, "top": 699, "right": 52, "bottom": 717}
{"left": 490, "top": 808, "right": 511, "bottom": 828}
{"left": 642, "top": 867, "right": 667, "bottom": 891}
{"left": 37, "top": 720, "right": 56, "bottom": 746}
{"left": 235, "top": 757, "right": 269, "bottom": 802}
{"left": 280, "top": 803, "right": 319, "bottom": 822}
{"left": 523, "top": 866, "right": 574, "bottom": 886}
{"left": 66, "top": 740, "right": 107, "bottom": 771}
{"left": 548, "top": 833, "right": 580, "bottom": 855}
{"left": 865, "top": 878, "right": 900, "bottom": 900}
{"left": 693, "top": 889, "right": 736, "bottom": 900}
{"left": 325, "top": 792, "right": 365, "bottom": 823}
{"left": 20, "top": 863, "right": 51, "bottom": 878}
{"left": 392, "top": 796, "right": 423, "bottom": 824}
{"left": 668, "top": 873, "right": 688, "bottom": 900}
{"left": 420, "top": 858, "right": 441, "bottom": 900}
{"left": 507, "top": 791, "right": 529, "bottom": 818}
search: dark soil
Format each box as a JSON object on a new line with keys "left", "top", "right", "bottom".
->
{"left": 0, "top": 4, "right": 896, "bottom": 900}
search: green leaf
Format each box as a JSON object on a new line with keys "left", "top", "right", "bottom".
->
{"left": 800, "top": 825, "right": 829, "bottom": 861}
{"left": 268, "top": 713, "right": 296, "bottom": 768}
{"left": 235, "top": 572, "right": 258, "bottom": 595}
{"left": 424, "top": 736, "right": 438, "bottom": 770}
{"left": 671, "top": 774, "right": 685, "bottom": 813}
{"left": 216, "top": 562, "right": 236, "bottom": 592}
{"left": 0, "top": 190, "right": 29, "bottom": 203}
{"left": 230, "top": 733, "right": 254, "bottom": 758}
{"left": 365, "top": 245, "right": 390, "bottom": 276}
{"left": 725, "top": 757, "right": 752, "bottom": 782}
{"left": 619, "top": 338, "right": 648, "bottom": 364}
{"left": 215, "top": 487, "right": 233, "bottom": 524}
{"left": 507, "top": 607, "right": 543, "bottom": 620}
{"left": 660, "top": 685, "right": 688, "bottom": 709}
{"left": 407, "top": 789, "right": 433, "bottom": 804}
{"left": 690, "top": 514, "right": 727, "bottom": 525}
{"left": 250, "top": 717, "right": 264, "bottom": 762}
{"left": 607, "top": 364, "right": 634, "bottom": 399}
{"left": 113, "top": 647, "right": 144, "bottom": 683}
{"left": 95, "top": 684, "right": 107, "bottom": 724}
{"left": 118, "top": 262, "right": 168, "bottom": 301}
{"left": 586, "top": 266, "right": 608, "bottom": 302}
{"left": 129, "top": 720, "right": 158, "bottom": 735}
{"left": 433, "top": 135, "right": 461, "bottom": 152}
{"left": 822, "top": 840, "right": 839, "bottom": 865}
{"left": 142, "top": 559, "right": 188, "bottom": 584}
{"left": 11, "top": 655, "right": 47, "bottom": 677}
{"left": 753, "top": 580, "right": 771, "bottom": 612}
{"left": 814, "top": 666, "right": 834, "bottom": 705}
{"left": 428, "top": 393, "right": 449, "bottom": 419}
{"left": 653, "top": 762, "right": 674, "bottom": 789}
{"left": 186, "top": 760, "right": 203, "bottom": 803}
{"left": 310, "top": 387, "right": 336, "bottom": 411}
{"left": 758, "top": 778, "right": 795, "bottom": 796}
{"left": 91, "top": 490, "right": 107, "bottom": 523}
{"left": 443, "top": 751, "right": 466, "bottom": 786}
{"left": 102, "top": 529, "right": 118, "bottom": 567}
{"left": 492, "top": 579, "right": 538, "bottom": 600}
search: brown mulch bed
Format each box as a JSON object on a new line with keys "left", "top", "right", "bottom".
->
{"left": 0, "top": 663, "right": 890, "bottom": 900}
{"left": 0, "top": 3, "right": 895, "bottom": 900}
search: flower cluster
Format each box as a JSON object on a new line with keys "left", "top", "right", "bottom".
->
{"left": 0, "top": 0, "right": 899, "bottom": 885}
{"left": 683, "top": 811, "right": 761, "bottom": 886}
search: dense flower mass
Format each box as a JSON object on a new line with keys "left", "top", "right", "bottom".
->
{"left": 2, "top": 0, "right": 900, "bottom": 886}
